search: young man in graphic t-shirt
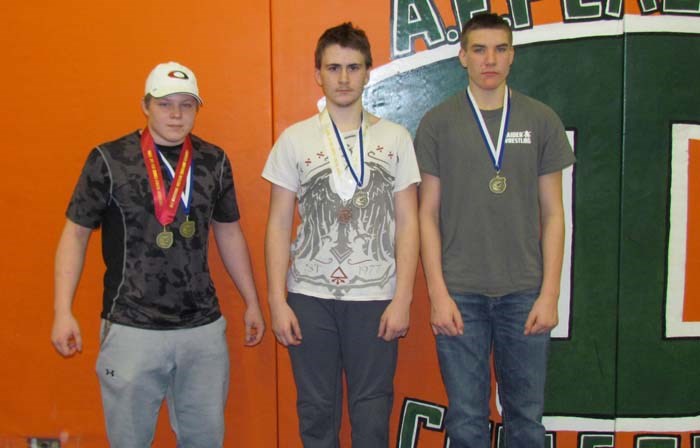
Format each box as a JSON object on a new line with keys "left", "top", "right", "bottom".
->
{"left": 51, "top": 61, "right": 265, "bottom": 447}
{"left": 414, "top": 13, "right": 575, "bottom": 448}
{"left": 263, "top": 23, "right": 420, "bottom": 447}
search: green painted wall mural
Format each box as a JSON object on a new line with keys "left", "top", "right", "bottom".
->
{"left": 366, "top": 7, "right": 700, "bottom": 445}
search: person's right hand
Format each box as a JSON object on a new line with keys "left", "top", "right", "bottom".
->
{"left": 270, "top": 302, "right": 302, "bottom": 346}
{"left": 51, "top": 312, "right": 82, "bottom": 356}
{"left": 430, "top": 294, "right": 464, "bottom": 336}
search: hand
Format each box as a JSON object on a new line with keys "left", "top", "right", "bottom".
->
{"left": 377, "top": 299, "right": 410, "bottom": 341}
{"left": 243, "top": 304, "right": 265, "bottom": 346}
{"left": 524, "top": 295, "right": 559, "bottom": 335}
{"left": 270, "top": 302, "right": 302, "bottom": 346}
{"left": 430, "top": 293, "right": 464, "bottom": 336}
{"left": 51, "top": 312, "right": 82, "bottom": 356}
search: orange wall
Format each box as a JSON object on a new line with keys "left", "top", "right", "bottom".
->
{"left": 1, "top": 1, "right": 444, "bottom": 445}
{"left": 685, "top": 139, "right": 700, "bottom": 321}
{"left": 1, "top": 1, "right": 275, "bottom": 446}
{"left": 5, "top": 1, "right": 687, "bottom": 447}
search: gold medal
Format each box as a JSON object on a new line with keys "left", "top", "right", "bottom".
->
{"left": 179, "top": 217, "right": 196, "bottom": 238}
{"left": 352, "top": 190, "right": 369, "bottom": 209}
{"left": 156, "top": 228, "right": 174, "bottom": 249}
{"left": 338, "top": 207, "right": 353, "bottom": 224}
{"left": 141, "top": 129, "right": 193, "bottom": 244}
{"left": 489, "top": 174, "right": 507, "bottom": 194}
{"left": 467, "top": 86, "right": 511, "bottom": 196}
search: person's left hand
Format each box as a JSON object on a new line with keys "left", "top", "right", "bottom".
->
{"left": 524, "top": 295, "right": 558, "bottom": 335}
{"left": 378, "top": 299, "right": 410, "bottom": 341}
{"left": 243, "top": 304, "right": 266, "bottom": 346}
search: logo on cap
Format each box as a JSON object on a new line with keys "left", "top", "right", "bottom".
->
{"left": 168, "top": 70, "right": 189, "bottom": 80}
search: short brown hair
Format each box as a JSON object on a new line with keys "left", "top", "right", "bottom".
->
{"left": 460, "top": 13, "right": 513, "bottom": 49}
{"left": 315, "top": 22, "right": 372, "bottom": 69}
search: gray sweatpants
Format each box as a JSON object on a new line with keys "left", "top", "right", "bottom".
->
{"left": 96, "top": 317, "right": 229, "bottom": 447}
{"left": 287, "top": 293, "right": 398, "bottom": 448}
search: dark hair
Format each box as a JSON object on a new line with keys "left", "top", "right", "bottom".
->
{"left": 460, "top": 13, "right": 512, "bottom": 49}
{"left": 315, "top": 22, "right": 372, "bottom": 69}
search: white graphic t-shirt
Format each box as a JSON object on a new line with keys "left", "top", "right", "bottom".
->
{"left": 262, "top": 112, "right": 420, "bottom": 300}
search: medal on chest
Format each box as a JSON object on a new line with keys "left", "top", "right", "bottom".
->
{"left": 157, "top": 149, "right": 196, "bottom": 239}
{"left": 466, "top": 86, "right": 511, "bottom": 195}
{"left": 141, "top": 128, "right": 194, "bottom": 248}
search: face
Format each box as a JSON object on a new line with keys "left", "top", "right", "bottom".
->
{"left": 315, "top": 44, "right": 369, "bottom": 109}
{"left": 142, "top": 93, "right": 199, "bottom": 145}
{"left": 459, "top": 28, "right": 514, "bottom": 93}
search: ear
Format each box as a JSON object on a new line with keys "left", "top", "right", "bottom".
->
{"left": 458, "top": 48, "right": 468, "bottom": 69}
{"left": 141, "top": 99, "right": 150, "bottom": 116}
{"left": 364, "top": 68, "right": 370, "bottom": 86}
{"left": 314, "top": 68, "right": 323, "bottom": 87}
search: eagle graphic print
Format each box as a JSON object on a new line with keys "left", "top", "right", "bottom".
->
{"left": 292, "top": 155, "right": 396, "bottom": 298}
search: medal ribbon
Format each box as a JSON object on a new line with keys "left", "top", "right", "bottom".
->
{"left": 320, "top": 109, "right": 369, "bottom": 199}
{"left": 466, "top": 85, "right": 511, "bottom": 172}
{"left": 330, "top": 114, "right": 364, "bottom": 187}
{"left": 140, "top": 128, "right": 193, "bottom": 226}
{"left": 158, "top": 149, "right": 193, "bottom": 215}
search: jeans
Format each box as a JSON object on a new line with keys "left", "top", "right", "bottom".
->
{"left": 436, "top": 290, "right": 549, "bottom": 448}
{"left": 287, "top": 293, "right": 398, "bottom": 448}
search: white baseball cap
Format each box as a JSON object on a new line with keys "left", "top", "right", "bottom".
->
{"left": 144, "top": 61, "right": 203, "bottom": 104}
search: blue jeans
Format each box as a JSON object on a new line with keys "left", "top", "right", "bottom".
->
{"left": 436, "top": 290, "right": 549, "bottom": 448}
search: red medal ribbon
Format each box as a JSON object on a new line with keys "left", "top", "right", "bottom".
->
{"left": 140, "top": 128, "right": 193, "bottom": 226}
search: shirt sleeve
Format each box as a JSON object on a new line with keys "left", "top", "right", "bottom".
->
{"left": 212, "top": 153, "right": 241, "bottom": 222}
{"left": 394, "top": 126, "right": 422, "bottom": 192}
{"left": 538, "top": 106, "right": 576, "bottom": 175}
{"left": 65, "top": 148, "right": 111, "bottom": 229}
{"left": 414, "top": 110, "right": 440, "bottom": 178}
{"left": 262, "top": 129, "right": 300, "bottom": 193}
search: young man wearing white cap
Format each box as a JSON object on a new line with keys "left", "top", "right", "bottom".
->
{"left": 51, "top": 61, "right": 265, "bottom": 446}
